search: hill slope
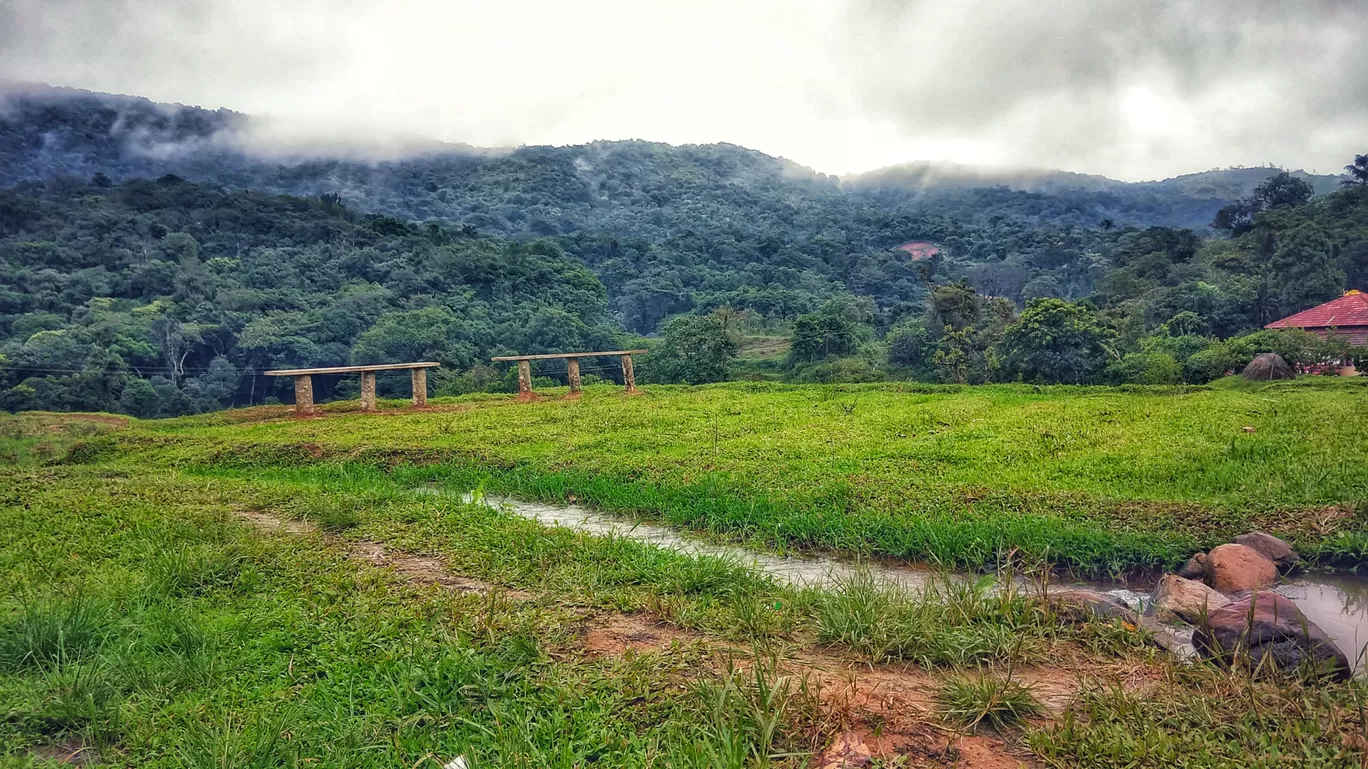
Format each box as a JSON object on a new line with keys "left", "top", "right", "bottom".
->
{"left": 0, "top": 177, "right": 622, "bottom": 416}
{"left": 5, "top": 84, "right": 1346, "bottom": 332}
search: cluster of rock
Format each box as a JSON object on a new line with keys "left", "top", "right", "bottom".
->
{"left": 1171, "top": 533, "right": 1349, "bottom": 680}
{"left": 1055, "top": 531, "right": 1351, "bottom": 680}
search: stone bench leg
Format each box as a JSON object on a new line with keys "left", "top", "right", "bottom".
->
{"left": 294, "top": 375, "right": 315, "bottom": 416}
{"left": 411, "top": 368, "right": 428, "bottom": 407}
{"left": 360, "top": 371, "right": 377, "bottom": 411}
{"left": 566, "top": 358, "right": 582, "bottom": 397}
{"left": 517, "top": 360, "right": 535, "bottom": 401}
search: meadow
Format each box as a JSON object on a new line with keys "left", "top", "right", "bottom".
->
{"left": 3, "top": 380, "right": 1368, "bottom": 767}
{"left": 131, "top": 378, "right": 1368, "bottom": 575}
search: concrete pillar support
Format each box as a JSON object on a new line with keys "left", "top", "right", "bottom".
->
{"left": 566, "top": 358, "right": 582, "bottom": 397}
{"left": 360, "top": 371, "right": 377, "bottom": 411}
{"left": 294, "top": 375, "right": 315, "bottom": 416}
{"left": 411, "top": 368, "right": 428, "bottom": 407}
{"left": 517, "top": 360, "right": 535, "bottom": 400}
{"left": 621, "top": 354, "right": 639, "bottom": 394}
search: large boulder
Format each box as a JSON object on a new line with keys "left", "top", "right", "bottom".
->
{"left": 1233, "top": 531, "right": 1300, "bottom": 573}
{"left": 1151, "top": 574, "right": 1230, "bottom": 623}
{"left": 1175, "top": 552, "right": 1207, "bottom": 580}
{"left": 1205, "top": 544, "right": 1278, "bottom": 594}
{"left": 1194, "top": 593, "right": 1351, "bottom": 680}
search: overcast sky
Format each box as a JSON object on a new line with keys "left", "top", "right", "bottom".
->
{"left": 1, "top": 0, "right": 1364, "bottom": 181}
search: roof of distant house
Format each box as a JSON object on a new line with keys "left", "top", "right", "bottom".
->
{"left": 1265, "top": 290, "right": 1368, "bottom": 331}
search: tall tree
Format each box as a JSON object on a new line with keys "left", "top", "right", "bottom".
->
{"left": 1270, "top": 225, "right": 1345, "bottom": 313}
{"left": 646, "top": 313, "right": 739, "bottom": 385}
{"left": 998, "top": 299, "right": 1115, "bottom": 384}
{"left": 1343, "top": 154, "right": 1368, "bottom": 187}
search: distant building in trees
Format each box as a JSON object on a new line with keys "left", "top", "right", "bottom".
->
{"left": 1265, "top": 290, "right": 1368, "bottom": 347}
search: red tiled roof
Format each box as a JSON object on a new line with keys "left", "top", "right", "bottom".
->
{"left": 1266, "top": 291, "right": 1368, "bottom": 331}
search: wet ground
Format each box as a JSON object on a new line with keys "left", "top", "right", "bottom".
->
{"left": 420, "top": 487, "right": 1368, "bottom": 672}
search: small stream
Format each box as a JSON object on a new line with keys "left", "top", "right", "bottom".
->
{"left": 420, "top": 487, "right": 1368, "bottom": 671}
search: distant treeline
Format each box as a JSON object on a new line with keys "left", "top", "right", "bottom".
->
{"left": 1, "top": 87, "right": 1366, "bottom": 414}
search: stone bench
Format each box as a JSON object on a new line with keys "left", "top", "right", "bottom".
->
{"left": 265, "top": 362, "right": 440, "bottom": 415}
{"left": 490, "top": 350, "right": 648, "bottom": 400}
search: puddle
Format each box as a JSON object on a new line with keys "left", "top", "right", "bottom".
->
{"left": 451, "top": 490, "right": 944, "bottom": 592}
{"left": 417, "top": 486, "right": 1368, "bottom": 671}
{"left": 1275, "top": 573, "right": 1368, "bottom": 671}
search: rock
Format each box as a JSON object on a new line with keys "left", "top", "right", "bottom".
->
{"left": 1194, "top": 593, "right": 1351, "bottom": 680}
{"left": 815, "top": 731, "right": 873, "bottom": 769}
{"left": 1136, "top": 615, "right": 1198, "bottom": 658}
{"left": 1049, "top": 588, "right": 1136, "bottom": 620}
{"left": 1233, "top": 531, "right": 1300, "bottom": 573}
{"left": 1151, "top": 573, "right": 1230, "bottom": 623}
{"left": 1176, "top": 552, "right": 1207, "bottom": 580}
{"left": 1205, "top": 544, "right": 1277, "bottom": 594}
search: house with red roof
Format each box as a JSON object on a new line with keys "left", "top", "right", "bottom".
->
{"left": 1265, "top": 290, "right": 1368, "bottom": 347}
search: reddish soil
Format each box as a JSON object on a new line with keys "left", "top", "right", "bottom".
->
{"left": 352, "top": 540, "right": 531, "bottom": 598}
{"left": 580, "top": 612, "right": 706, "bottom": 657}
{"left": 897, "top": 241, "right": 941, "bottom": 261}
{"left": 794, "top": 652, "right": 1041, "bottom": 768}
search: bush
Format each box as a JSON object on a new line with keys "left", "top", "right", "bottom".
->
{"left": 1228, "top": 329, "right": 1350, "bottom": 370}
{"left": 1104, "top": 352, "right": 1182, "bottom": 385}
{"left": 788, "top": 357, "right": 884, "bottom": 384}
{"left": 1183, "top": 342, "right": 1242, "bottom": 382}
{"left": 998, "top": 299, "right": 1115, "bottom": 384}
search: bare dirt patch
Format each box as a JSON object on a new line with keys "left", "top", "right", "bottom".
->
{"left": 352, "top": 540, "right": 530, "bottom": 597}
{"left": 233, "top": 509, "right": 317, "bottom": 535}
{"left": 792, "top": 652, "right": 1044, "bottom": 768}
{"left": 580, "top": 612, "right": 707, "bottom": 657}
{"left": 30, "top": 738, "right": 95, "bottom": 766}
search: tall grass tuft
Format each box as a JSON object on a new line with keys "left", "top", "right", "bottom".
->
{"left": 815, "top": 569, "right": 1037, "bottom": 666}
{"left": 937, "top": 671, "right": 1042, "bottom": 732}
{"left": 674, "top": 653, "right": 813, "bottom": 769}
{"left": 33, "top": 659, "right": 124, "bottom": 745}
{"left": 300, "top": 496, "right": 365, "bottom": 531}
{"left": 0, "top": 596, "right": 109, "bottom": 671}
{"left": 147, "top": 543, "right": 245, "bottom": 596}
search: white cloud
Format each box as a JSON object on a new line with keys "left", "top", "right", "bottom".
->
{"left": 1, "top": 0, "right": 1364, "bottom": 180}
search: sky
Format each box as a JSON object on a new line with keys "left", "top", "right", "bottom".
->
{"left": 1, "top": 0, "right": 1365, "bottom": 181}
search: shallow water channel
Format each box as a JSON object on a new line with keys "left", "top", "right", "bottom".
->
{"left": 419, "top": 487, "right": 1368, "bottom": 671}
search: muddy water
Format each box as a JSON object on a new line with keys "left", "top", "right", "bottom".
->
{"left": 454, "top": 491, "right": 944, "bottom": 592}
{"left": 422, "top": 487, "right": 1368, "bottom": 671}
{"left": 1275, "top": 573, "right": 1368, "bottom": 670}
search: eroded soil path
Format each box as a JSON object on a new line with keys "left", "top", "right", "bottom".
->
{"left": 232, "top": 507, "right": 1170, "bottom": 768}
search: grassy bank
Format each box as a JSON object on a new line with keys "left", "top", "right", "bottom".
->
{"left": 110, "top": 379, "right": 1368, "bottom": 575}
{"left": 4, "top": 412, "right": 1367, "bottom": 767}
{"left": 0, "top": 464, "right": 828, "bottom": 767}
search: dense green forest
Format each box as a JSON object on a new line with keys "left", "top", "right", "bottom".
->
{"left": 2, "top": 86, "right": 1348, "bottom": 329}
{"left": 0, "top": 178, "right": 625, "bottom": 415}
{"left": 1, "top": 85, "right": 1365, "bottom": 415}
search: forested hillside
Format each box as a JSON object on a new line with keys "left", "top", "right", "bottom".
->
{"left": 1, "top": 84, "right": 1365, "bottom": 416}
{"left": 3, "top": 85, "right": 1347, "bottom": 332}
{"left": 0, "top": 177, "right": 622, "bottom": 415}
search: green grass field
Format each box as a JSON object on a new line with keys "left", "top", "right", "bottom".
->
{"left": 122, "top": 378, "right": 1368, "bottom": 575}
{"left": 3, "top": 380, "right": 1368, "bottom": 767}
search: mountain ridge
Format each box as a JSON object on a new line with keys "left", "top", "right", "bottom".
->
{"left": 0, "top": 82, "right": 1346, "bottom": 196}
